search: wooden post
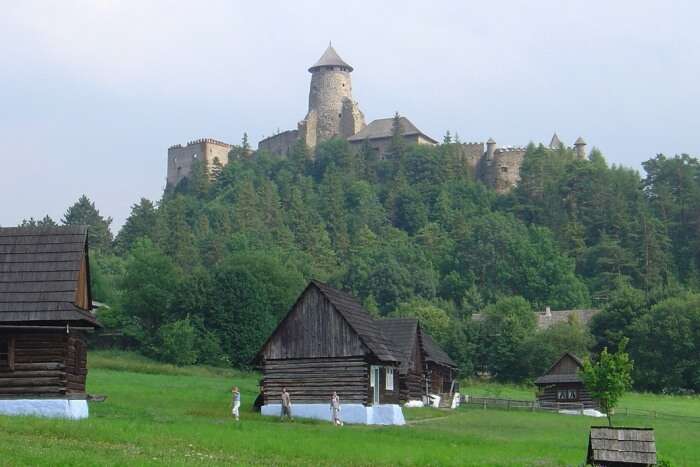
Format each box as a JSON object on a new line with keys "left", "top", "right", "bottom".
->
{"left": 625, "top": 407, "right": 629, "bottom": 417}
{"left": 483, "top": 399, "right": 486, "bottom": 410}
{"left": 507, "top": 400, "right": 511, "bottom": 411}
{"left": 8, "top": 336, "right": 15, "bottom": 371}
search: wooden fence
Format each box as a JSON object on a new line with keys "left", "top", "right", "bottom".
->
{"left": 462, "top": 396, "right": 700, "bottom": 422}
{"left": 464, "top": 396, "right": 584, "bottom": 412}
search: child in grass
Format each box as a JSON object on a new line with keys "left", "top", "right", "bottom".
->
{"left": 330, "top": 391, "right": 342, "bottom": 426}
{"left": 280, "top": 387, "right": 293, "bottom": 421}
{"left": 231, "top": 386, "right": 240, "bottom": 421}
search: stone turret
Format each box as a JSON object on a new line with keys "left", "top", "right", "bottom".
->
{"left": 486, "top": 137, "right": 496, "bottom": 160}
{"left": 300, "top": 44, "right": 365, "bottom": 148}
{"left": 574, "top": 137, "right": 587, "bottom": 159}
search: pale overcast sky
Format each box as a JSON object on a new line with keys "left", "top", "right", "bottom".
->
{"left": 1, "top": 1, "right": 698, "bottom": 231}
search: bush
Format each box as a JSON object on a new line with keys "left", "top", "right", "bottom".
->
{"left": 155, "top": 318, "right": 199, "bottom": 366}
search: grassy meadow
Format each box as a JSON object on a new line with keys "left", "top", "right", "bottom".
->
{"left": 0, "top": 351, "right": 698, "bottom": 466}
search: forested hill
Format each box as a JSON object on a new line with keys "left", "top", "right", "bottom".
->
{"left": 26, "top": 137, "right": 700, "bottom": 392}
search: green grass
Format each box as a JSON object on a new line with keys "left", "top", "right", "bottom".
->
{"left": 0, "top": 351, "right": 697, "bottom": 466}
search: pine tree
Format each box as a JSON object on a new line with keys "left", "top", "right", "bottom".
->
{"left": 388, "top": 111, "right": 405, "bottom": 159}
{"left": 62, "top": 195, "right": 113, "bottom": 252}
{"left": 114, "top": 198, "right": 157, "bottom": 255}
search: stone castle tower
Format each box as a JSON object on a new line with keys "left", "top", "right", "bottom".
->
{"left": 299, "top": 45, "right": 365, "bottom": 148}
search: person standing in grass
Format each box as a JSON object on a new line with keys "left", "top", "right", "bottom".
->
{"left": 280, "top": 387, "right": 293, "bottom": 421}
{"left": 330, "top": 391, "right": 342, "bottom": 426}
{"left": 231, "top": 386, "right": 241, "bottom": 421}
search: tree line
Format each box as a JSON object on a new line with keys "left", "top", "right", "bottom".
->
{"left": 21, "top": 133, "right": 700, "bottom": 393}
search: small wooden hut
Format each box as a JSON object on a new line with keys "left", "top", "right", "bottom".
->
{"left": 378, "top": 318, "right": 458, "bottom": 402}
{"left": 255, "top": 280, "right": 404, "bottom": 424}
{"left": 0, "top": 226, "right": 100, "bottom": 418}
{"left": 587, "top": 427, "right": 656, "bottom": 466}
{"left": 377, "top": 318, "right": 424, "bottom": 402}
{"left": 421, "top": 332, "right": 458, "bottom": 394}
{"left": 534, "top": 352, "right": 597, "bottom": 409}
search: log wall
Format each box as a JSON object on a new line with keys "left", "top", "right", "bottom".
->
{"left": 366, "top": 365, "right": 400, "bottom": 405}
{"left": 263, "top": 357, "right": 369, "bottom": 405}
{"left": 399, "top": 338, "right": 425, "bottom": 402}
{"left": 0, "top": 331, "right": 88, "bottom": 398}
{"left": 536, "top": 383, "right": 597, "bottom": 409}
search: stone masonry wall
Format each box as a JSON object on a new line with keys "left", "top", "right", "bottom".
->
{"left": 258, "top": 129, "right": 299, "bottom": 156}
{"left": 305, "top": 67, "right": 364, "bottom": 147}
{"left": 486, "top": 148, "right": 526, "bottom": 193}
{"left": 167, "top": 139, "right": 232, "bottom": 187}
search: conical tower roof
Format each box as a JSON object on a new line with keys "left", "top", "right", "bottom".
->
{"left": 574, "top": 136, "right": 586, "bottom": 146}
{"left": 309, "top": 44, "right": 353, "bottom": 72}
{"left": 549, "top": 133, "right": 562, "bottom": 149}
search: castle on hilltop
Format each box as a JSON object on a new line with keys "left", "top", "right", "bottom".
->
{"left": 167, "top": 45, "right": 589, "bottom": 193}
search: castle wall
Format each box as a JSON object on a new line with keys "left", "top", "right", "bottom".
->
{"left": 167, "top": 139, "right": 232, "bottom": 187}
{"left": 348, "top": 134, "right": 435, "bottom": 159}
{"left": 456, "top": 143, "right": 485, "bottom": 175}
{"left": 486, "top": 149, "right": 526, "bottom": 193}
{"left": 258, "top": 130, "right": 299, "bottom": 156}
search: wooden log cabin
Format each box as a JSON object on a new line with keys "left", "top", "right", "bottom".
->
{"left": 421, "top": 332, "right": 458, "bottom": 395}
{"left": 255, "top": 280, "right": 404, "bottom": 424}
{"left": 534, "top": 352, "right": 597, "bottom": 409}
{"left": 0, "top": 226, "right": 100, "bottom": 418}
{"left": 378, "top": 318, "right": 458, "bottom": 403}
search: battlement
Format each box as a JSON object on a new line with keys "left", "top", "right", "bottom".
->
{"left": 494, "top": 146, "right": 527, "bottom": 153}
{"left": 168, "top": 138, "right": 232, "bottom": 151}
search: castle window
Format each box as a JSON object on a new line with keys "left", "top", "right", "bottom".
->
{"left": 193, "top": 153, "right": 198, "bottom": 159}
{"left": 500, "top": 166, "right": 508, "bottom": 173}
{"left": 338, "top": 113, "right": 342, "bottom": 118}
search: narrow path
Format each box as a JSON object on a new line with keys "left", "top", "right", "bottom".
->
{"left": 406, "top": 412, "right": 455, "bottom": 425}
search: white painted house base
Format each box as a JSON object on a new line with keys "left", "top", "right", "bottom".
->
{"left": 0, "top": 399, "right": 89, "bottom": 420}
{"left": 261, "top": 403, "right": 405, "bottom": 425}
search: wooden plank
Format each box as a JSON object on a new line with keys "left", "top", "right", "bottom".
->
{"left": 0, "top": 377, "right": 63, "bottom": 386}
{"left": 0, "top": 386, "right": 65, "bottom": 394}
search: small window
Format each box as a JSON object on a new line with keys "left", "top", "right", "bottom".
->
{"left": 0, "top": 337, "right": 14, "bottom": 371}
{"left": 557, "top": 389, "right": 577, "bottom": 401}
{"left": 193, "top": 153, "right": 198, "bottom": 159}
{"left": 338, "top": 113, "right": 342, "bottom": 118}
{"left": 500, "top": 166, "right": 508, "bottom": 173}
{"left": 385, "top": 368, "right": 394, "bottom": 390}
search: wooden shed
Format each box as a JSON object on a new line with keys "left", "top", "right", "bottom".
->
{"left": 377, "top": 318, "right": 424, "bottom": 402}
{"left": 378, "top": 318, "right": 458, "bottom": 402}
{"left": 256, "top": 280, "right": 400, "bottom": 408}
{"left": 534, "top": 352, "right": 597, "bottom": 409}
{"left": 587, "top": 427, "right": 656, "bottom": 466}
{"left": 0, "top": 226, "right": 100, "bottom": 418}
{"left": 421, "top": 331, "right": 458, "bottom": 394}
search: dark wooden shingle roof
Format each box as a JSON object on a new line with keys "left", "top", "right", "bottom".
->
{"left": 0, "top": 225, "right": 98, "bottom": 326}
{"left": 377, "top": 318, "right": 418, "bottom": 373}
{"left": 535, "top": 352, "right": 584, "bottom": 385}
{"left": 588, "top": 427, "right": 656, "bottom": 465}
{"left": 421, "top": 331, "right": 457, "bottom": 368}
{"left": 311, "top": 280, "right": 397, "bottom": 363}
